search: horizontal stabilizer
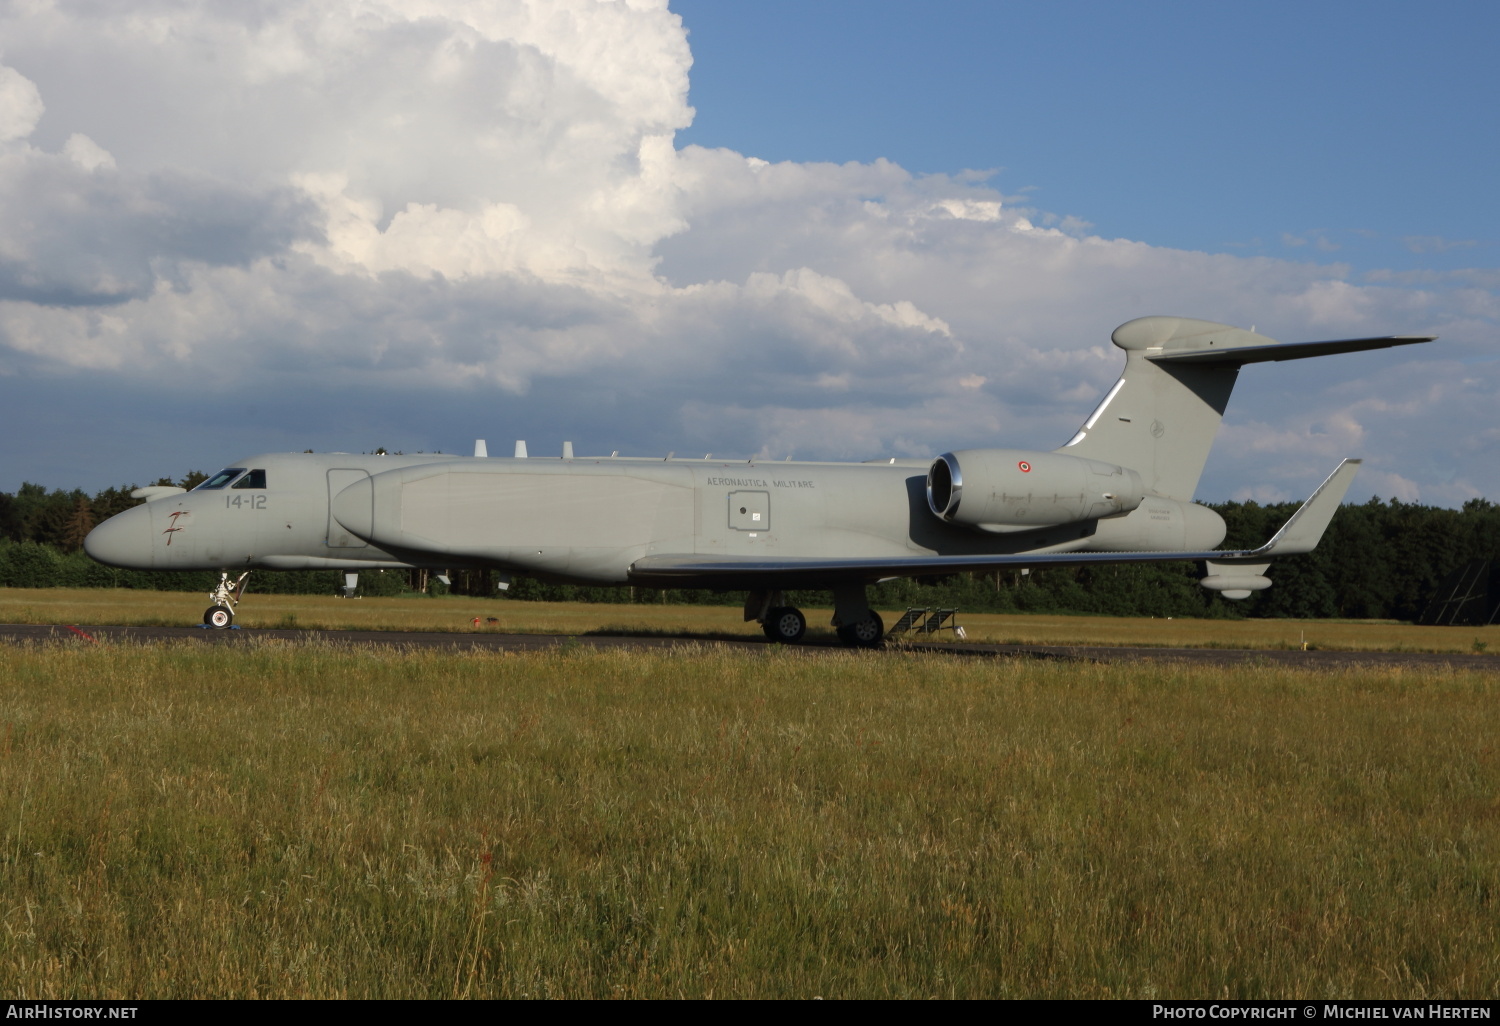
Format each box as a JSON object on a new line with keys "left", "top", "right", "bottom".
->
{"left": 1147, "top": 335, "right": 1436, "bottom": 366}
{"left": 629, "top": 460, "right": 1361, "bottom": 586}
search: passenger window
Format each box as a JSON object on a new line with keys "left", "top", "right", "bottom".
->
{"left": 197, "top": 468, "right": 245, "bottom": 490}
{"left": 231, "top": 469, "right": 267, "bottom": 489}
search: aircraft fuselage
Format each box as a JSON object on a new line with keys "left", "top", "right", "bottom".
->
{"left": 84, "top": 450, "right": 1227, "bottom": 586}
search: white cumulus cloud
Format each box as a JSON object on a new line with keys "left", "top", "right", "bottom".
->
{"left": 0, "top": 0, "right": 1493, "bottom": 507}
{"left": 0, "top": 64, "right": 42, "bottom": 143}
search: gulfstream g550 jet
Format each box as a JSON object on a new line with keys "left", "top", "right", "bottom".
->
{"left": 85, "top": 316, "right": 1435, "bottom": 645}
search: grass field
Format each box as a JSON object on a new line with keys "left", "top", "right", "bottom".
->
{"left": 0, "top": 637, "right": 1496, "bottom": 998}
{"left": 3, "top": 587, "right": 1499, "bottom": 653}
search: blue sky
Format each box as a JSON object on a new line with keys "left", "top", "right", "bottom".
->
{"left": 0, "top": 0, "right": 1494, "bottom": 506}
{"left": 675, "top": 0, "right": 1498, "bottom": 273}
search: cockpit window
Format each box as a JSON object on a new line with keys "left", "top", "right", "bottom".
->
{"left": 196, "top": 468, "right": 246, "bottom": 490}
{"left": 231, "top": 469, "right": 267, "bottom": 489}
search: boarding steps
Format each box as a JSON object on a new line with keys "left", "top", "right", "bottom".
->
{"left": 886, "top": 607, "right": 966, "bottom": 641}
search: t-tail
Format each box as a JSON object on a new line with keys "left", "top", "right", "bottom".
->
{"left": 1058, "top": 316, "right": 1436, "bottom": 501}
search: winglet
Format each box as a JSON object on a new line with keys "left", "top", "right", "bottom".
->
{"left": 1246, "top": 458, "right": 1361, "bottom": 557}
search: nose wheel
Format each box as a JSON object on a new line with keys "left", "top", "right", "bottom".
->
{"left": 202, "top": 571, "right": 250, "bottom": 629}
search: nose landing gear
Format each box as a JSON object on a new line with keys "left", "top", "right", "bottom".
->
{"left": 202, "top": 571, "right": 251, "bottom": 629}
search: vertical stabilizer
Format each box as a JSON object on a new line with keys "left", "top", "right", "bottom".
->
{"left": 1059, "top": 317, "right": 1248, "bottom": 500}
{"left": 1056, "top": 316, "right": 1428, "bottom": 501}
{"left": 1057, "top": 317, "right": 1434, "bottom": 501}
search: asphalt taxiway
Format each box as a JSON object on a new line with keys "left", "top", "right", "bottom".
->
{"left": 2, "top": 623, "right": 1496, "bottom": 670}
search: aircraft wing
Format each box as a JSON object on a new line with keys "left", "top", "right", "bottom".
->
{"left": 629, "top": 459, "right": 1361, "bottom": 586}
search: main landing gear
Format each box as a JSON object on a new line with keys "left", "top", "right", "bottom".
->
{"left": 203, "top": 571, "right": 251, "bottom": 629}
{"left": 835, "top": 609, "right": 885, "bottom": 648}
{"left": 745, "top": 587, "right": 886, "bottom": 648}
{"left": 762, "top": 605, "right": 807, "bottom": 643}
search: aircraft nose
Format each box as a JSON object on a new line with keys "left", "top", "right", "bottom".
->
{"left": 84, "top": 505, "right": 155, "bottom": 569}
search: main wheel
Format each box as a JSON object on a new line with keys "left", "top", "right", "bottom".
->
{"left": 836, "top": 610, "right": 884, "bottom": 648}
{"left": 204, "top": 604, "right": 234, "bottom": 629}
{"left": 762, "top": 606, "right": 807, "bottom": 643}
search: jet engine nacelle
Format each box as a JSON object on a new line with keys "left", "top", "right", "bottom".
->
{"left": 927, "top": 449, "right": 1145, "bottom": 530}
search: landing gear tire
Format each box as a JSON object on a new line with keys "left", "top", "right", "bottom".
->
{"left": 762, "top": 606, "right": 807, "bottom": 644}
{"left": 837, "top": 610, "right": 884, "bottom": 648}
{"left": 202, "top": 572, "right": 249, "bottom": 629}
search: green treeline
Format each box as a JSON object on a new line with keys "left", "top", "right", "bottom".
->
{"left": 2, "top": 477, "right": 1496, "bottom": 621}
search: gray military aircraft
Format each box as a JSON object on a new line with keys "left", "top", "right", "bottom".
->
{"left": 85, "top": 316, "right": 1435, "bottom": 644}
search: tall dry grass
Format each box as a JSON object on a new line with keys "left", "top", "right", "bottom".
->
{"left": 1, "top": 639, "right": 1495, "bottom": 998}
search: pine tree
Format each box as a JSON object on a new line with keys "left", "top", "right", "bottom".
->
{"left": 59, "top": 497, "right": 95, "bottom": 553}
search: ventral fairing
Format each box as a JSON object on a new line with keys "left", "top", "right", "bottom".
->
{"left": 86, "top": 317, "right": 1435, "bottom": 645}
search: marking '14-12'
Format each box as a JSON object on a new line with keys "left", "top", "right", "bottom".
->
{"left": 226, "top": 495, "right": 267, "bottom": 509}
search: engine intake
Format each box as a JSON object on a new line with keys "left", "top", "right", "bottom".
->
{"left": 928, "top": 449, "right": 1145, "bottom": 530}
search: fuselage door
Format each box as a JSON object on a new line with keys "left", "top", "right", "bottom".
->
{"left": 327, "top": 469, "right": 370, "bottom": 548}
